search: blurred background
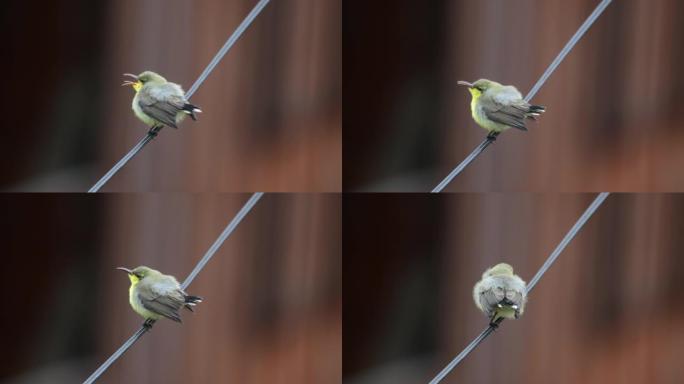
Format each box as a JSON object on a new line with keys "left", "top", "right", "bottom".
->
{"left": 0, "top": 0, "right": 340, "bottom": 192}
{"left": 0, "top": 193, "right": 340, "bottom": 383}
{"left": 344, "top": 0, "right": 684, "bottom": 191}
{"left": 344, "top": 193, "right": 684, "bottom": 383}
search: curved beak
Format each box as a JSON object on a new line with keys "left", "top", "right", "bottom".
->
{"left": 457, "top": 80, "right": 474, "bottom": 88}
{"left": 122, "top": 73, "right": 139, "bottom": 87}
{"left": 116, "top": 267, "right": 133, "bottom": 274}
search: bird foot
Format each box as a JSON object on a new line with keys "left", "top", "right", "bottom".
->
{"left": 147, "top": 126, "right": 162, "bottom": 138}
{"left": 486, "top": 133, "right": 499, "bottom": 142}
{"left": 143, "top": 319, "right": 155, "bottom": 329}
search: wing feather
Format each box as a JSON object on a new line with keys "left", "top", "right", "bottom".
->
{"left": 481, "top": 86, "right": 539, "bottom": 131}
{"left": 137, "top": 84, "right": 188, "bottom": 129}
{"left": 478, "top": 286, "right": 505, "bottom": 317}
{"left": 137, "top": 283, "right": 186, "bottom": 323}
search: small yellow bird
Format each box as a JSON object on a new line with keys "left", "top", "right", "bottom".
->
{"left": 122, "top": 71, "right": 202, "bottom": 130}
{"left": 117, "top": 266, "right": 202, "bottom": 327}
{"left": 473, "top": 263, "right": 527, "bottom": 327}
{"left": 457, "top": 79, "right": 545, "bottom": 139}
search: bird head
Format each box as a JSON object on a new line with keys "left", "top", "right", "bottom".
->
{"left": 122, "top": 71, "right": 167, "bottom": 92}
{"left": 117, "top": 265, "right": 158, "bottom": 284}
{"left": 483, "top": 262, "right": 515, "bottom": 278}
{"left": 457, "top": 78, "right": 499, "bottom": 98}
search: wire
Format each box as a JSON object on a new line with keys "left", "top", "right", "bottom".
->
{"left": 431, "top": 135, "right": 496, "bottom": 193}
{"left": 182, "top": 192, "right": 264, "bottom": 289}
{"left": 428, "top": 192, "right": 610, "bottom": 384}
{"left": 82, "top": 192, "right": 264, "bottom": 384}
{"left": 431, "top": 0, "right": 613, "bottom": 193}
{"left": 87, "top": 0, "right": 271, "bottom": 193}
{"left": 185, "top": 0, "right": 270, "bottom": 99}
{"left": 87, "top": 127, "right": 161, "bottom": 193}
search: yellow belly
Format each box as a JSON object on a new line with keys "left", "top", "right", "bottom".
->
{"left": 129, "top": 284, "right": 160, "bottom": 320}
{"left": 471, "top": 98, "right": 509, "bottom": 133}
{"left": 131, "top": 94, "right": 158, "bottom": 127}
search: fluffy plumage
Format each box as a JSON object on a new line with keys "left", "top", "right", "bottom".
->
{"left": 123, "top": 71, "right": 202, "bottom": 129}
{"left": 118, "top": 266, "right": 202, "bottom": 324}
{"left": 458, "top": 79, "right": 545, "bottom": 136}
{"left": 473, "top": 263, "right": 527, "bottom": 325}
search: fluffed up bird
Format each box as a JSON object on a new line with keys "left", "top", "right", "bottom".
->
{"left": 473, "top": 263, "right": 527, "bottom": 327}
{"left": 122, "top": 71, "right": 202, "bottom": 131}
{"left": 457, "top": 79, "right": 545, "bottom": 139}
{"left": 117, "top": 266, "right": 202, "bottom": 327}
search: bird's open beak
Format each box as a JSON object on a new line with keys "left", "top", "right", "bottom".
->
{"left": 457, "top": 80, "right": 474, "bottom": 88}
{"left": 121, "top": 73, "right": 139, "bottom": 87}
{"left": 116, "top": 267, "right": 133, "bottom": 274}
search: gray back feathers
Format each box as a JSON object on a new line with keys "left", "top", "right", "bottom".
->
{"left": 481, "top": 85, "right": 545, "bottom": 131}
{"left": 474, "top": 273, "right": 527, "bottom": 318}
{"left": 137, "top": 82, "right": 190, "bottom": 129}
{"left": 137, "top": 273, "right": 192, "bottom": 323}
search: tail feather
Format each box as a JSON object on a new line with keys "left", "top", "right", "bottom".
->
{"left": 526, "top": 104, "right": 546, "bottom": 120}
{"left": 183, "top": 295, "right": 203, "bottom": 312}
{"left": 182, "top": 103, "right": 202, "bottom": 121}
{"left": 185, "top": 295, "right": 203, "bottom": 304}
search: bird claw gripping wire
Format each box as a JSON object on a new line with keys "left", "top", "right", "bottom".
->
{"left": 486, "top": 132, "right": 500, "bottom": 142}
{"left": 147, "top": 125, "right": 163, "bottom": 138}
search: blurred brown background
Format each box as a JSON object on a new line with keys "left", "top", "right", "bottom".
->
{"left": 0, "top": 193, "right": 340, "bottom": 383}
{"left": 344, "top": 193, "right": 684, "bottom": 383}
{"left": 344, "top": 0, "right": 684, "bottom": 191}
{"left": 1, "top": 0, "right": 340, "bottom": 192}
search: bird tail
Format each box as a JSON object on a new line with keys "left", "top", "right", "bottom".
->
{"left": 184, "top": 295, "right": 203, "bottom": 312}
{"left": 526, "top": 104, "right": 546, "bottom": 120}
{"left": 182, "top": 103, "right": 202, "bottom": 121}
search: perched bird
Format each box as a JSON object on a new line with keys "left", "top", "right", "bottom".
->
{"left": 122, "top": 71, "right": 202, "bottom": 130}
{"left": 457, "top": 79, "right": 545, "bottom": 139}
{"left": 117, "top": 266, "right": 202, "bottom": 326}
{"left": 473, "top": 263, "right": 527, "bottom": 327}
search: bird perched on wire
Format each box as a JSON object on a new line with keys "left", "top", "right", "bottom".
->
{"left": 117, "top": 266, "right": 202, "bottom": 327}
{"left": 122, "top": 71, "right": 202, "bottom": 132}
{"left": 457, "top": 79, "right": 545, "bottom": 139}
{"left": 473, "top": 263, "right": 527, "bottom": 327}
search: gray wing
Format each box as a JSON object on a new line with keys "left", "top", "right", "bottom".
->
{"left": 478, "top": 286, "right": 506, "bottom": 317}
{"left": 138, "top": 84, "right": 187, "bottom": 128}
{"left": 504, "top": 288, "right": 524, "bottom": 308}
{"left": 480, "top": 87, "right": 533, "bottom": 131}
{"left": 138, "top": 284, "right": 186, "bottom": 322}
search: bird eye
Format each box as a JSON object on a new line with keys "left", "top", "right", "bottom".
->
{"left": 475, "top": 86, "right": 484, "bottom": 91}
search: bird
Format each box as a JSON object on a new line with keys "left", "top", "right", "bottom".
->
{"left": 457, "top": 79, "right": 545, "bottom": 139}
{"left": 473, "top": 263, "right": 527, "bottom": 327}
{"left": 122, "top": 71, "right": 202, "bottom": 132}
{"left": 117, "top": 266, "right": 202, "bottom": 327}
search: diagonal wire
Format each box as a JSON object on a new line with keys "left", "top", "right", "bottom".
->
{"left": 82, "top": 192, "right": 264, "bottom": 384}
{"left": 428, "top": 192, "right": 610, "bottom": 384}
{"left": 431, "top": 0, "right": 613, "bottom": 193}
{"left": 88, "top": 0, "right": 271, "bottom": 193}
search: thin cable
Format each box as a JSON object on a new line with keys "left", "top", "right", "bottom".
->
{"left": 185, "top": 0, "right": 270, "bottom": 99}
{"left": 431, "top": 136, "right": 496, "bottom": 193}
{"left": 431, "top": 0, "right": 613, "bottom": 193}
{"left": 82, "top": 192, "right": 264, "bottom": 384}
{"left": 526, "top": 192, "right": 609, "bottom": 292}
{"left": 88, "top": 0, "right": 271, "bottom": 193}
{"left": 82, "top": 327, "right": 149, "bottom": 384}
{"left": 525, "top": 0, "right": 613, "bottom": 103}
{"left": 428, "top": 192, "right": 610, "bottom": 384}
{"left": 182, "top": 192, "right": 264, "bottom": 289}
{"left": 88, "top": 127, "right": 160, "bottom": 193}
